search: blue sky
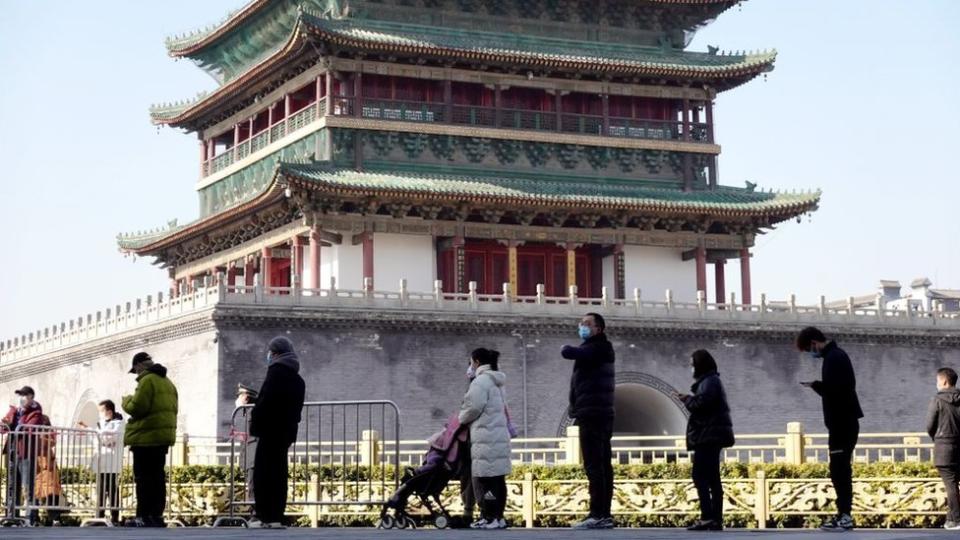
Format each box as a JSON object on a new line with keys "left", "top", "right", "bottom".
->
{"left": 1, "top": 1, "right": 958, "bottom": 339}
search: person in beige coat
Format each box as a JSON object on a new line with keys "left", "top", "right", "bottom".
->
{"left": 459, "top": 348, "right": 512, "bottom": 530}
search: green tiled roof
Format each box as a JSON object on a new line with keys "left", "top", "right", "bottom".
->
{"left": 154, "top": 10, "right": 773, "bottom": 125}
{"left": 301, "top": 14, "right": 776, "bottom": 77}
{"left": 117, "top": 220, "right": 188, "bottom": 250}
{"left": 279, "top": 163, "right": 818, "bottom": 215}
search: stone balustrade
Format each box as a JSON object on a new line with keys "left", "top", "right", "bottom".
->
{"left": 3, "top": 274, "right": 958, "bottom": 364}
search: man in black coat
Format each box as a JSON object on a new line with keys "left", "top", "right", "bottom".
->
{"left": 926, "top": 367, "right": 960, "bottom": 530}
{"left": 248, "top": 336, "right": 306, "bottom": 528}
{"left": 796, "top": 327, "right": 864, "bottom": 532}
{"left": 561, "top": 312, "right": 615, "bottom": 530}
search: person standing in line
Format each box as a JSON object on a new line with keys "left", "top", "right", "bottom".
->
{"left": 562, "top": 313, "right": 616, "bottom": 530}
{"left": 80, "top": 399, "right": 125, "bottom": 525}
{"left": 247, "top": 337, "right": 306, "bottom": 529}
{"left": 796, "top": 327, "right": 863, "bottom": 532}
{"left": 458, "top": 360, "right": 481, "bottom": 527}
{"left": 234, "top": 383, "right": 259, "bottom": 508}
{"left": 122, "top": 352, "right": 179, "bottom": 528}
{"left": 925, "top": 367, "right": 960, "bottom": 530}
{"left": 459, "top": 348, "right": 511, "bottom": 530}
{"left": 2, "top": 386, "right": 45, "bottom": 525}
{"left": 675, "top": 350, "right": 735, "bottom": 531}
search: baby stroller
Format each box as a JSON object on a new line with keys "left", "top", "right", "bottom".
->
{"left": 379, "top": 414, "right": 468, "bottom": 529}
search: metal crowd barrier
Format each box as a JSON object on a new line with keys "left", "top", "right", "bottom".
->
{"left": 217, "top": 400, "right": 401, "bottom": 526}
{"left": 2, "top": 424, "right": 123, "bottom": 527}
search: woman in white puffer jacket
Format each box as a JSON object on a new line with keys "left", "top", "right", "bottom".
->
{"left": 459, "top": 348, "right": 512, "bottom": 529}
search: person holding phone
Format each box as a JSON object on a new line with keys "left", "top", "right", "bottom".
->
{"left": 674, "top": 350, "right": 734, "bottom": 531}
{"left": 796, "top": 327, "right": 863, "bottom": 532}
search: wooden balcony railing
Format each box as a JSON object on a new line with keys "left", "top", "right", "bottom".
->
{"left": 201, "top": 94, "right": 712, "bottom": 177}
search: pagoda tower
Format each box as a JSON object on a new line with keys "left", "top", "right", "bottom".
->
{"left": 120, "top": 0, "right": 818, "bottom": 304}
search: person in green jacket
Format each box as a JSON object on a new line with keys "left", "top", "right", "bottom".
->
{"left": 122, "top": 352, "right": 178, "bottom": 528}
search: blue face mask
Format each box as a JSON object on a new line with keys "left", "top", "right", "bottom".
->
{"left": 578, "top": 325, "right": 592, "bottom": 340}
{"left": 265, "top": 352, "right": 273, "bottom": 365}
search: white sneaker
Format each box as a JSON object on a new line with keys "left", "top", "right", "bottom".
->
{"left": 480, "top": 518, "right": 507, "bottom": 529}
{"left": 469, "top": 518, "right": 488, "bottom": 529}
{"left": 247, "top": 519, "right": 285, "bottom": 529}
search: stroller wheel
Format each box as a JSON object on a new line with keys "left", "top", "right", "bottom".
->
{"left": 398, "top": 515, "right": 417, "bottom": 529}
{"left": 378, "top": 515, "right": 396, "bottom": 529}
{"left": 434, "top": 515, "right": 449, "bottom": 529}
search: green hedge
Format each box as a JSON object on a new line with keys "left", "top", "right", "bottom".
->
{"left": 6, "top": 463, "right": 948, "bottom": 528}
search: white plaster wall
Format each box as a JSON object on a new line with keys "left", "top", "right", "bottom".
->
{"left": 623, "top": 246, "right": 698, "bottom": 303}
{"left": 373, "top": 233, "right": 436, "bottom": 293}
{"left": 326, "top": 232, "right": 364, "bottom": 290}
{"left": 0, "top": 328, "right": 220, "bottom": 438}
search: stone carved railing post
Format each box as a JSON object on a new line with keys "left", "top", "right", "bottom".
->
{"left": 433, "top": 279, "right": 443, "bottom": 305}
{"left": 696, "top": 290, "right": 706, "bottom": 314}
{"left": 399, "top": 279, "right": 408, "bottom": 307}
{"left": 784, "top": 422, "right": 805, "bottom": 465}
{"left": 536, "top": 284, "right": 545, "bottom": 305}
{"left": 329, "top": 276, "right": 337, "bottom": 300}
{"left": 217, "top": 272, "right": 227, "bottom": 302}
{"left": 601, "top": 286, "right": 609, "bottom": 308}
{"left": 563, "top": 425, "right": 582, "bottom": 465}
{"left": 753, "top": 469, "right": 768, "bottom": 528}
{"left": 665, "top": 289, "right": 674, "bottom": 312}
{"left": 254, "top": 273, "right": 264, "bottom": 303}
{"left": 467, "top": 281, "right": 478, "bottom": 308}
{"left": 760, "top": 293, "right": 767, "bottom": 317}
{"left": 633, "top": 288, "right": 642, "bottom": 315}
{"left": 521, "top": 472, "right": 537, "bottom": 528}
{"left": 360, "top": 430, "right": 381, "bottom": 466}
{"left": 363, "top": 277, "right": 373, "bottom": 300}
{"left": 502, "top": 282, "right": 512, "bottom": 307}
{"left": 291, "top": 273, "right": 302, "bottom": 305}
{"left": 568, "top": 285, "right": 578, "bottom": 311}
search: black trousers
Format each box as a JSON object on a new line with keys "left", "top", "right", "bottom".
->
{"left": 578, "top": 416, "right": 614, "bottom": 519}
{"left": 937, "top": 463, "right": 960, "bottom": 523}
{"left": 253, "top": 436, "right": 291, "bottom": 523}
{"left": 131, "top": 446, "right": 168, "bottom": 522}
{"left": 97, "top": 473, "right": 120, "bottom": 523}
{"left": 692, "top": 446, "right": 723, "bottom": 522}
{"left": 476, "top": 475, "right": 507, "bottom": 521}
{"left": 827, "top": 422, "right": 859, "bottom": 516}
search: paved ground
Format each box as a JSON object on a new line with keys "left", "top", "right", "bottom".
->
{"left": 0, "top": 527, "right": 956, "bottom": 540}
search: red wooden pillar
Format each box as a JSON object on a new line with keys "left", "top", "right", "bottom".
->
{"left": 695, "top": 246, "right": 707, "bottom": 296}
{"left": 705, "top": 99, "right": 715, "bottom": 144}
{"left": 226, "top": 264, "right": 239, "bottom": 289}
{"left": 244, "top": 257, "right": 256, "bottom": 287}
{"left": 261, "top": 247, "right": 273, "bottom": 290}
{"left": 601, "top": 93, "right": 610, "bottom": 136}
{"left": 740, "top": 248, "right": 752, "bottom": 305}
{"left": 292, "top": 235, "right": 305, "bottom": 288}
{"left": 714, "top": 260, "right": 726, "bottom": 304}
{"left": 362, "top": 232, "right": 374, "bottom": 291}
{"left": 494, "top": 84, "right": 502, "bottom": 127}
{"left": 555, "top": 91, "right": 562, "bottom": 132}
{"left": 307, "top": 226, "right": 322, "bottom": 289}
{"left": 682, "top": 98, "right": 691, "bottom": 141}
{"left": 353, "top": 71, "right": 363, "bottom": 117}
{"left": 444, "top": 79, "right": 453, "bottom": 123}
{"left": 170, "top": 278, "right": 179, "bottom": 298}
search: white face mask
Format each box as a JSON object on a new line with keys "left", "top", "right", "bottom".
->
{"left": 466, "top": 365, "right": 476, "bottom": 379}
{"left": 691, "top": 367, "right": 696, "bottom": 377}
{"left": 18, "top": 396, "right": 29, "bottom": 408}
